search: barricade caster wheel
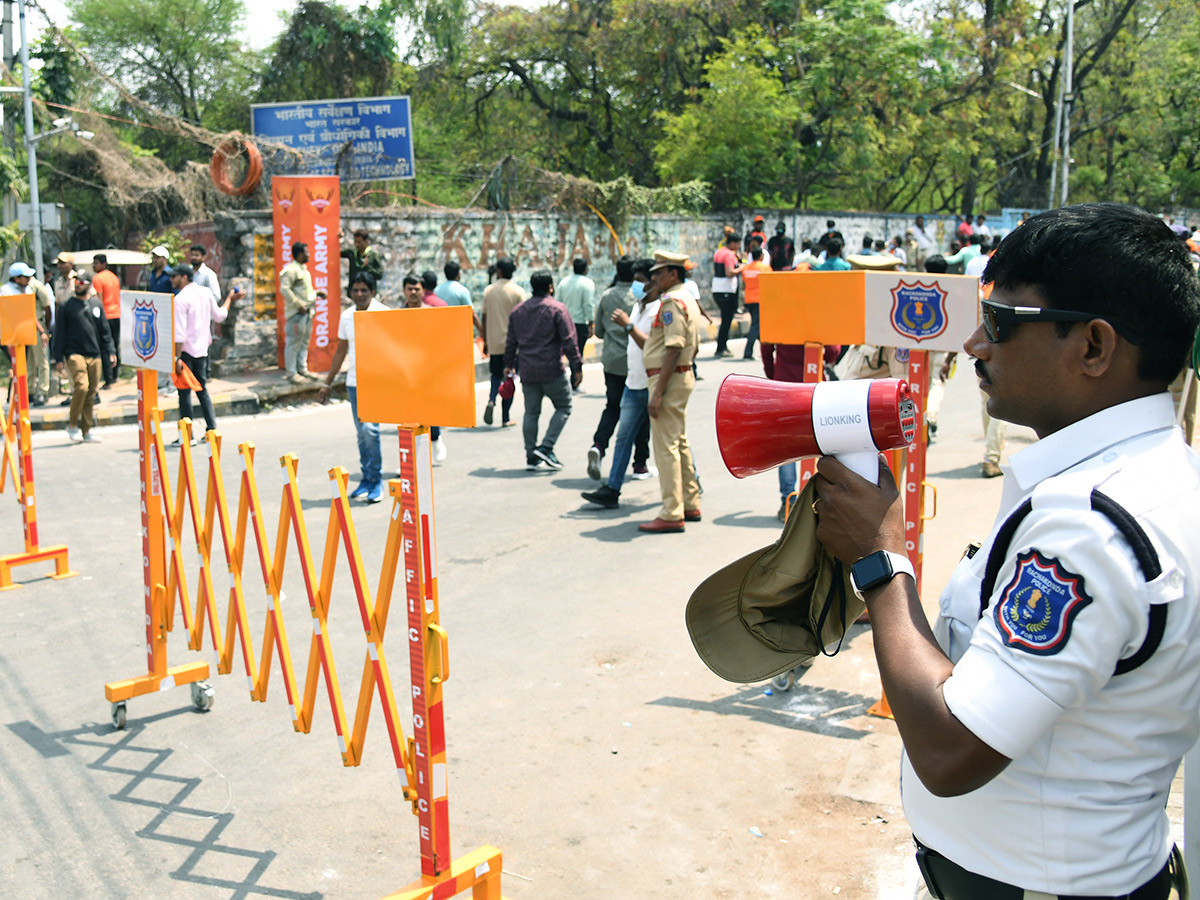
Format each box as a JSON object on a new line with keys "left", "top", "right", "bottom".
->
{"left": 771, "top": 671, "right": 795, "bottom": 692}
{"left": 191, "top": 681, "right": 214, "bottom": 712}
{"left": 111, "top": 701, "right": 127, "bottom": 730}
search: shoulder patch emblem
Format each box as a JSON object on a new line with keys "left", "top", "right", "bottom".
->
{"left": 662, "top": 310, "right": 673, "bottom": 325}
{"left": 993, "top": 550, "right": 1092, "bottom": 655}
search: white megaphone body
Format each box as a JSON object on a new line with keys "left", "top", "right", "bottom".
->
{"left": 715, "top": 375, "right": 917, "bottom": 483}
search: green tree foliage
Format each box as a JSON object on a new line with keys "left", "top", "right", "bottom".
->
{"left": 258, "top": 0, "right": 398, "bottom": 101}
{"left": 66, "top": 0, "right": 248, "bottom": 124}
{"left": 654, "top": 31, "right": 800, "bottom": 206}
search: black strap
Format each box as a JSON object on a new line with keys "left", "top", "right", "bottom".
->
{"left": 814, "top": 560, "right": 851, "bottom": 658}
{"left": 978, "top": 489, "right": 1166, "bottom": 676}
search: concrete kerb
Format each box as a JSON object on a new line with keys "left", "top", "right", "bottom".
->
{"left": 27, "top": 316, "right": 752, "bottom": 431}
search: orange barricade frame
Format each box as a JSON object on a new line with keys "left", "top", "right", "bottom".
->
{"left": 105, "top": 301, "right": 503, "bottom": 899}
{"left": 0, "top": 294, "right": 75, "bottom": 590}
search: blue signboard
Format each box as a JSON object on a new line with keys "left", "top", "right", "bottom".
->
{"left": 251, "top": 96, "right": 414, "bottom": 182}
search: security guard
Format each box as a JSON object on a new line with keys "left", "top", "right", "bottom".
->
{"left": 813, "top": 204, "right": 1200, "bottom": 899}
{"left": 639, "top": 250, "right": 702, "bottom": 533}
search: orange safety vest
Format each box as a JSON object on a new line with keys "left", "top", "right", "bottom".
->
{"left": 742, "top": 260, "right": 772, "bottom": 305}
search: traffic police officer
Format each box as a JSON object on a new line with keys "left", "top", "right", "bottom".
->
{"left": 639, "top": 250, "right": 702, "bottom": 534}
{"left": 813, "top": 204, "right": 1200, "bottom": 899}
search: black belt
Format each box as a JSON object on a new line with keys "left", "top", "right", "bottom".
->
{"left": 914, "top": 838, "right": 1173, "bottom": 900}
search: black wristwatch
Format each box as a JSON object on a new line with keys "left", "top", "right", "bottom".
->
{"left": 623, "top": 322, "right": 634, "bottom": 334}
{"left": 849, "top": 550, "right": 915, "bottom": 599}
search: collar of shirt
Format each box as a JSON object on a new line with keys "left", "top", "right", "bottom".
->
{"left": 1000, "top": 392, "right": 1177, "bottom": 511}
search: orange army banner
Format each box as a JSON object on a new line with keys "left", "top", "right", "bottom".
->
{"left": 272, "top": 175, "right": 341, "bottom": 373}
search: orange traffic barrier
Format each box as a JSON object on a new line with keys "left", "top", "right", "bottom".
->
{"left": 0, "top": 294, "right": 75, "bottom": 590}
{"left": 105, "top": 303, "right": 505, "bottom": 899}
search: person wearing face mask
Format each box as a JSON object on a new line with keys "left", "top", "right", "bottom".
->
{"left": 767, "top": 221, "right": 795, "bottom": 271}
{"left": 581, "top": 259, "right": 659, "bottom": 509}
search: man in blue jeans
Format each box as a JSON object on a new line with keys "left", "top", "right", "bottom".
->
{"left": 504, "top": 270, "right": 582, "bottom": 470}
{"left": 319, "top": 272, "right": 388, "bottom": 501}
{"left": 581, "top": 262, "right": 662, "bottom": 508}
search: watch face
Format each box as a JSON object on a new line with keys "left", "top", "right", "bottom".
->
{"left": 852, "top": 551, "right": 893, "bottom": 593}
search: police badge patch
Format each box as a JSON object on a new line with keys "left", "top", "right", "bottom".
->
{"left": 132, "top": 299, "right": 159, "bottom": 362}
{"left": 994, "top": 550, "right": 1092, "bottom": 655}
{"left": 889, "top": 281, "right": 949, "bottom": 342}
{"left": 662, "top": 310, "right": 673, "bottom": 325}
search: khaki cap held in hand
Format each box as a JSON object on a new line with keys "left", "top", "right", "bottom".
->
{"left": 686, "top": 479, "right": 862, "bottom": 683}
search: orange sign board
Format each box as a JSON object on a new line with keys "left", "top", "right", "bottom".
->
{"left": 0, "top": 294, "right": 36, "bottom": 346}
{"left": 758, "top": 270, "right": 978, "bottom": 351}
{"left": 355, "top": 306, "right": 477, "bottom": 426}
{"left": 272, "top": 175, "right": 341, "bottom": 373}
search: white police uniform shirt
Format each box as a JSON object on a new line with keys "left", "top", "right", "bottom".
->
{"left": 903, "top": 393, "right": 1200, "bottom": 895}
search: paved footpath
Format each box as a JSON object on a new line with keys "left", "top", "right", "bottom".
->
{"left": 0, "top": 339, "right": 1189, "bottom": 899}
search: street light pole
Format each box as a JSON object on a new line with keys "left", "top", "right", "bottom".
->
{"left": 1060, "top": 0, "right": 1074, "bottom": 208}
{"left": 16, "top": 0, "right": 42, "bottom": 274}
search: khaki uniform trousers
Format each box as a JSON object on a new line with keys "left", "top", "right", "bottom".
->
{"left": 26, "top": 336, "right": 50, "bottom": 399}
{"left": 649, "top": 369, "right": 700, "bottom": 522}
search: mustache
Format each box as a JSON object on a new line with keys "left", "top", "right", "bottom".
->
{"left": 975, "top": 360, "right": 989, "bottom": 381}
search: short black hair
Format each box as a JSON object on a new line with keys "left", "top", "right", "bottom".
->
{"left": 444, "top": 260, "right": 461, "bottom": 280}
{"left": 350, "top": 271, "right": 377, "bottom": 292}
{"left": 190, "top": 244, "right": 207, "bottom": 256}
{"left": 572, "top": 257, "right": 588, "bottom": 275}
{"left": 615, "top": 255, "right": 635, "bottom": 283}
{"left": 530, "top": 270, "right": 553, "bottom": 294}
{"left": 421, "top": 270, "right": 437, "bottom": 291}
{"left": 291, "top": 242, "right": 307, "bottom": 257}
{"left": 632, "top": 258, "right": 654, "bottom": 277}
{"left": 726, "top": 232, "right": 741, "bottom": 245}
{"left": 353, "top": 228, "right": 369, "bottom": 240}
{"left": 968, "top": 233, "right": 982, "bottom": 246}
{"left": 93, "top": 253, "right": 107, "bottom": 264}
{"left": 826, "top": 238, "right": 843, "bottom": 257}
{"left": 924, "top": 254, "right": 948, "bottom": 274}
{"left": 826, "top": 220, "right": 835, "bottom": 229}
{"left": 496, "top": 257, "right": 515, "bottom": 278}
{"left": 402, "top": 273, "right": 421, "bottom": 288}
{"left": 801, "top": 239, "right": 813, "bottom": 251}
{"left": 983, "top": 203, "right": 1200, "bottom": 383}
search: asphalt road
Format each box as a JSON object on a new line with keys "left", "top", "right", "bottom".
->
{"left": 1, "top": 344, "right": 1043, "bottom": 900}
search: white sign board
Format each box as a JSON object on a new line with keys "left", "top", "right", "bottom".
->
{"left": 119, "top": 291, "right": 174, "bottom": 373}
{"left": 862, "top": 272, "right": 979, "bottom": 352}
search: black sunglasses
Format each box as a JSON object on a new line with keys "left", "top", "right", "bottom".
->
{"left": 980, "top": 299, "right": 1143, "bottom": 345}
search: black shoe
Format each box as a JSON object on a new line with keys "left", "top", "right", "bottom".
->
{"left": 526, "top": 455, "right": 543, "bottom": 471}
{"left": 29, "top": 396, "right": 46, "bottom": 408}
{"left": 581, "top": 485, "right": 620, "bottom": 508}
{"left": 533, "top": 446, "right": 562, "bottom": 469}
{"left": 59, "top": 398, "right": 71, "bottom": 407}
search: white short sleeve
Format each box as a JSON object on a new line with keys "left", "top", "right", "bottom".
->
{"left": 942, "top": 507, "right": 1148, "bottom": 759}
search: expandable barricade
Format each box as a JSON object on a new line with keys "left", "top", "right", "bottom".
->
{"left": 0, "top": 294, "right": 75, "bottom": 590}
{"left": 105, "top": 362, "right": 504, "bottom": 899}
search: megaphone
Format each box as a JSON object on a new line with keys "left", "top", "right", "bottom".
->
{"left": 716, "top": 375, "right": 917, "bottom": 483}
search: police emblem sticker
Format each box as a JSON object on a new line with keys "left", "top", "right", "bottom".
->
{"left": 662, "top": 310, "right": 673, "bottom": 325}
{"left": 132, "top": 299, "right": 159, "bottom": 362}
{"left": 994, "top": 550, "right": 1092, "bottom": 656}
{"left": 889, "top": 280, "right": 949, "bottom": 342}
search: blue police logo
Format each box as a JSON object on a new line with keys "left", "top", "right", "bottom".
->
{"left": 662, "top": 310, "right": 673, "bottom": 325}
{"left": 132, "top": 299, "right": 159, "bottom": 362}
{"left": 890, "top": 281, "right": 949, "bottom": 342}
{"left": 994, "top": 550, "right": 1092, "bottom": 655}
{"left": 893, "top": 347, "right": 910, "bottom": 363}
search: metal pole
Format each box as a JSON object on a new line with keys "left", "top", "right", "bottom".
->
{"left": 1048, "top": 73, "right": 1064, "bottom": 208}
{"left": 17, "top": 0, "right": 42, "bottom": 275}
{"left": 1059, "top": 0, "right": 1074, "bottom": 208}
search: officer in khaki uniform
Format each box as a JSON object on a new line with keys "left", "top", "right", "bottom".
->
{"left": 639, "top": 251, "right": 702, "bottom": 534}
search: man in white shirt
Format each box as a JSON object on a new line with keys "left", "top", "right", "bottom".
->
{"left": 911, "top": 215, "right": 936, "bottom": 269}
{"left": 188, "top": 244, "right": 221, "bottom": 300}
{"left": 814, "top": 203, "right": 1200, "bottom": 900}
{"left": 171, "top": 263, "right": 234, "bottom": 440}
{"left": 319, "top": 272, "right": 389, "bottom": 503}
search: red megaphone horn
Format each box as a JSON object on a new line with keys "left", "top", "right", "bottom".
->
{"left": 715, "top": 375, "right": 917, "bottom": 483}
